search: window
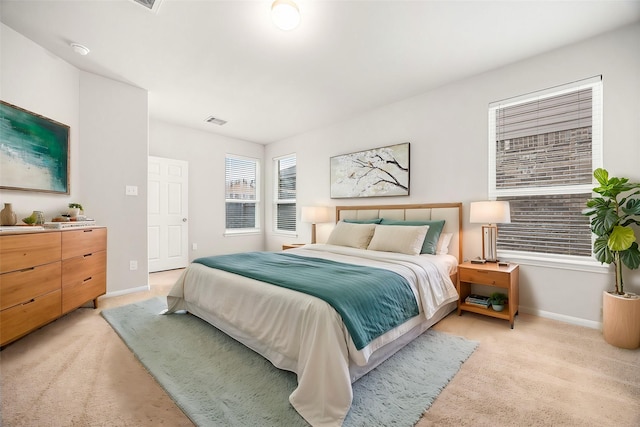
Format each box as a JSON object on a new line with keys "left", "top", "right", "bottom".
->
{"left": 225, "top": 155, "right": 260, "bottom": 233}
{"left": 488, "top": 76, "right": 602, "bottom": 262}
{"left": 274, "top": 154, "right": 296, "bottom": 233}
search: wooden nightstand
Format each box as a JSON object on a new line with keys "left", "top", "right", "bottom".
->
{"left": 282, "top": 243, "right": 305, "bottom": 250}
{"left": 457, "top": 261, "right": 519, "bottom": 328}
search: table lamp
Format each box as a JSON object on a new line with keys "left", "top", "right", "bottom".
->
{"left": 469, "top": 201, "right": 511, "bottom": 262}
{"left": 301, "top": 206, "right": 331, "bottom": 244}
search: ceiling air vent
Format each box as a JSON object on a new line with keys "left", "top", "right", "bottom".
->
{"left": 205, "top": 116, "right": 228, "bottom": 126}
{"left": 131, "top": 0, "right": 163, "bottom": 12}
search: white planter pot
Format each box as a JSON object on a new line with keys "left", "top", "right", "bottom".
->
{"left": 68, "top": 208, "right": 80, "bottom": 218}
{"left": 602, "top": 291, "right": 640, "bottom": 349}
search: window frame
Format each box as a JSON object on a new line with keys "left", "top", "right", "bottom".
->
{"left": 273, "top": 153, "right": 297, "bottom": 236}
{"left": 487, "top": 76, "right": 607, "bottom": 271}
{"left": 224, "top": 154, "right": 261, "bottom": 236}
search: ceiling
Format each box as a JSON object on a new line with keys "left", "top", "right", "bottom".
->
{"left": 1, "top": 1, "right": 639, "bottom": 144}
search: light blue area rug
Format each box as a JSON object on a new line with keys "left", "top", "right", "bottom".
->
{"left": 102, "top": 297, "right": 477, "bottom": 426}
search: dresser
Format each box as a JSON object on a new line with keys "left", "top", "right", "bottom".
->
{"left": 0, "top": 227, "right": 107, "bottom": 347}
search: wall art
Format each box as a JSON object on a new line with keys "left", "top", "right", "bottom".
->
{"left": 330, "top": 142, "right": 410, "bottom": 198}
{"left": 0, "top": 101, "right": 70, "bottom": 194}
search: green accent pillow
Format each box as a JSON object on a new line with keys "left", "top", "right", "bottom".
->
{"left": 344, "top": 218, "right": 383, "bottom": 224}
{"left": 379, "top": 219, "right": 445, "bottom": 254}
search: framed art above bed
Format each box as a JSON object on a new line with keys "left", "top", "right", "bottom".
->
{"left": 330, "top": 142, "right": 409, "bottom": 198}
{"left": 0, "top": 101, "right": 70, "bottom": 194}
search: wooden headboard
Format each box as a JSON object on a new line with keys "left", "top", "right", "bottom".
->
{"left": 335, "top": 203, "right": 463, "bottom": 263}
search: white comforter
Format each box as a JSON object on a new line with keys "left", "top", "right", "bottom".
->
{"left": 166, "top": 244, "right": 459, "bottom": 427}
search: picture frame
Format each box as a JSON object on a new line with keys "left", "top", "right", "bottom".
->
{"left": 330, "top": 142, "right": 410, "bottom": 198}
{"left": 0, "top": 101, "right": 70, "bottom": 194}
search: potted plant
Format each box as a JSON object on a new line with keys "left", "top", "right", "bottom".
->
{"left": 583, "top": 168, "right": 640, "bottom": 349}
{"left": 489, "top": 292, "right": 508, "bottom": 312}
{"left": 68, "top": 203, "right": 83, "bottom": 218}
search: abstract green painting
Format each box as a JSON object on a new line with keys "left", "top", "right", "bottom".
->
{"left": 0, "top": 101, "right": 69, "bottom": 194}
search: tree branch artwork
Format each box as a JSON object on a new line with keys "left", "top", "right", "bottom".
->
{"left": 330, "top": 143, "right": 410, "bottom": 198}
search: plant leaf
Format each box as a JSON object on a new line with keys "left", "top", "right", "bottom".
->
{"left": 593, "top": 236, "right": 614, "bottom": 264}
{"left": 608, "top": 226, "right": 636, "bottom": 252}
{"left": 620, "top": 242, "right": 640, "bottom": 270}
{"left": 593, "top": 168, "right": 609, "bottom": 186}
{"left": 623, "top": 197, "right": 640, "bottom": 216}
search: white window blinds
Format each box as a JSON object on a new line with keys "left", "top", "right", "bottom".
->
{"left": 274, "top": 154, "right": 296, "bottom": 233}
{"left": 225, "top": 155, "right": 260, "bottom": 231}
{"left": 488, "top": 76, "right": 602, "bottom": 258}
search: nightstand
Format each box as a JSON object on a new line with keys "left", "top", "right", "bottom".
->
{"left": 282, "top": 243, "right": 306, "bottom": 250}
{"left": 457, "top": 261, "right": 519, "bottom": 328}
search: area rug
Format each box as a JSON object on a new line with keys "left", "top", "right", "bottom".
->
{"left": 102, "top": 297, "right": 477, "bottom": 426}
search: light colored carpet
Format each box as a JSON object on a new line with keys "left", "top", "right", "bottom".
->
{"left": 1, "top": 269, "right": 639, "bottom": 426}
{"left": 101, "top": 297, "right": 478, "bottom": 426}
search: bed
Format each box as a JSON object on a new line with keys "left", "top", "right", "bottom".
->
{"left": 166, "top": 203, "right": 462, "bottom": 426}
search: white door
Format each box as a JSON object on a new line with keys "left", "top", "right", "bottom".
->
{"left": 148, "top": 156, "right": 189, "bottom": 273}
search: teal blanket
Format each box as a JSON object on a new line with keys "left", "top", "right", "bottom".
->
{"left": 193, "top": 252, "right": 419, "bottom": 350}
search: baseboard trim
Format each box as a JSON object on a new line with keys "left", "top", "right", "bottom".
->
{"left": 104, "top": 285, "right": 150, "bottom": 298}
{"left": 520, "top": 305, "right": 602, "bottom": 330}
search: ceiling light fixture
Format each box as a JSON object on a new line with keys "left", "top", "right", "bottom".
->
{"left": 271, "top": 0, "right": 300, "bottom": 31}
{"left": 70, "top": 43, "right": 90, "bottom": 56}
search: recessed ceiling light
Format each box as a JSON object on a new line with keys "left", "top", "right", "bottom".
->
{"left": 70, "top": 43, "right": 90, "bottom": 56}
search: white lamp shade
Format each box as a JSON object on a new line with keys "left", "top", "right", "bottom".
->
{"left": 469, "top": 201, "right": 511, "bottom": 224}
{"left": 301, "top": 206, "right": 331, "bottom": 224}
{"left": 271, "top": 0, "right": 300, "bottom": 31}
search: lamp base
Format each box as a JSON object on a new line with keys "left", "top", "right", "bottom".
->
{"left": 481, "top": 224, "right": 499, "bottom": 263}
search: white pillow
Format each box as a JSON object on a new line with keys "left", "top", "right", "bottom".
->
{"left": 367, "top": 224, "right": 429, "bottom": 255}
{"left": 326, "top": 221, "right": 377, "bottom": 249}
{"left": 436, "top": 232, "right": 453, "bottom": 255}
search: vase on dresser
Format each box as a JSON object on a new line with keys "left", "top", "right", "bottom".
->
{"left": 1, "top": 203, "right": 18, "bottom": 226}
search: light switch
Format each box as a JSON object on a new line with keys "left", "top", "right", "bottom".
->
{"left": 125, "top": 185, "right": 138, "bottom": 196}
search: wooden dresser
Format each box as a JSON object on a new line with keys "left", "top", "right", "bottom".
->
{"left": 0, "top": 227, "right": 107, "bottom": 347}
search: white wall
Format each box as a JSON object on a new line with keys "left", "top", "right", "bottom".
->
{"left": 1, "top": 23, "right": 150, "bottom": 296}
{"left": 79, "top": 72, "right": 149, "bottom": 295}
{"left": 149, "top": 120, "right": 265, "bottom": 258}
{"left": 265, "top": 23, "right": 640, "bottom": 326}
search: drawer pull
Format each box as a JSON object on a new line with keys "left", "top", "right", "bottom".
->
{"left": 83, "top": 229, "right": 93, "bottom": 233}
{"left": 83, "top": 277, "right": 92, "bottom": 283}
{"left": 83, "top": 253, "right": 93, "bottom": 258}
{"left": 20, "top": 267, "right": 35, "bottom": 272}
{"left": 22, "top": 298, "right": 36, "bottom": 306}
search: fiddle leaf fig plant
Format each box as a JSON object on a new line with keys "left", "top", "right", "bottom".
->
{"left": 583, "top": 168, "right": 640, "bottom": 295}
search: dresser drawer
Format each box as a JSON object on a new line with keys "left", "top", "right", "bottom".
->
{"left": 459, "top": 267, "right": 510, "bottom": 287}
{"left": 0, "top": 233, "right": 61, "bottom": 274}
{"left": 0, "top": 289, "right": 61, "bottom": 346}
{"left": 0, "top": 262, "right": 61, "bottom": 311}
{"left": 61, "top": 228, "right": 107, "bottom": 259}
{"left": 62, "top": 271, "right": 106, "bottom": 314}
{"left": 62, "top": 251, "right": 106, "bottom": 286}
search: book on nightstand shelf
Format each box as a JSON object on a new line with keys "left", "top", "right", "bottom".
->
{"left": 465, "top": 294, "right": 491, "bottom": 308}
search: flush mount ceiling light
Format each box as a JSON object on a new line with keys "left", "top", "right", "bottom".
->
{"left": 271, "top": 0, "right": 300, "bottom": 31}
{"left": 70, "top": 43, "right": 90, "bottom": 56}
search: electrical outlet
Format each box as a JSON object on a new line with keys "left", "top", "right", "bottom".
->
{"left": 129, "top": 260, "right": 138, "bottom": 270}
{"left": 192, "top": 243, "right": 198, "bottom": 251}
